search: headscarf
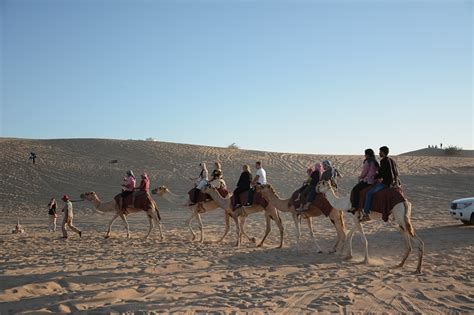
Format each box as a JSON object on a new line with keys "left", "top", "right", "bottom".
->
{"left": 127, "top": 170, "right": 135, "bottom": 179}
{"left": 313, "top": 163, "right": 323, "bottom": 178}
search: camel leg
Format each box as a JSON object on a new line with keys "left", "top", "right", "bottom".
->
{"left": 105, "top": 213, "right": 120, "bottom": 238}
{"left": 145, "top": 213, "right": 154, "bottom": 240}
{"left": 358, "top": 222, "right": 369, "bottom": 264}
{"left": 217, "top": 212, "right": 230, "bottom": 243}
{"left": 344, "top": 225, "right": 357, "bottom": 259}
{"left": 292, "top": 213, "right": 302, "bottom": 251}
{"left": 396, "top": 228, "right": 412, "bottom": 269}
{"left": 413, "top": 233, "right": 424, "bottom": 274}
{"left": 196, "top": 213, "right": 204, "bottom": 243}
{"left": 331, "top": 211, "right": 347, "bottom": 254}
{"left": 236, "top": 215, "right": 245, "bottom": 248}
{"left": 121, "top": 214, "right": 131, "bottom": 238}
{"left": 258, "top": 215, "right": 272, "bottom": 248}
{"left": 307, "top": 217, "right": 323, "bottom": 253}
{"left": 274, "top": 210, "right": 284, "bottom": 249}
{"left": 187, "top": 210, "right": 198, "bottom": 241}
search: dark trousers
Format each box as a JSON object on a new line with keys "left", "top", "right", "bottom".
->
{"left": 350, "top": 181, "right": 370, "bottom": 208}
{"left": 247, "top": 185, "right": 263, "bottom": 205}
{"left": 193, "top": 188, "right": 201, "bottom": 204}
{"left": 306, "top": 185, "right": 317, "bottom": 203}
{"left": 233, "top": 187, "right": 249, "bottom": 207}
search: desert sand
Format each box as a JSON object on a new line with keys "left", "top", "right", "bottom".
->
{"left": 0, "top": 138, "right": 473, "bottom": 314}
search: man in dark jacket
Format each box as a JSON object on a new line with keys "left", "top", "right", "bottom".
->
{"left": 361, "top": 146, "right": 399, "bottom": 221}
{"left": 233, "top": 165, "right": 253, "bottom": 209}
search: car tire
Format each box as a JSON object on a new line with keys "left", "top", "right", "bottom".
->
{"left": 461, "top": 214, "right": 474, "bottom": 225}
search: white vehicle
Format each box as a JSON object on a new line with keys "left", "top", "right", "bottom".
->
{"left": 449, "top": 197, "right": 474, "bottom": 225}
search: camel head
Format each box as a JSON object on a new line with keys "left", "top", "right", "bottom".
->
{"left": 80, "top": 191, "right": 99, "bottom": 201}
{"left": 152, "top": 186, "right": 169, "bottom": 196}
{"left": 256, "top": 184, "right": 272, "bottom": 194}
{"left": 316, "top": 180, "right": 332, "bottom": 194}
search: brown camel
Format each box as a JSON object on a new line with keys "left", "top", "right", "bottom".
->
{"left": 257, "top": 184, "right": 346, "bottom": 253}
{"left": 203, "top": 185, "right": 284, "bottom": 248}
{"left": 81, "top": 191, "right": 163, "bottom": 240}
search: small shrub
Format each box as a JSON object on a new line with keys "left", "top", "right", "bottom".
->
{"left": 227, "top": 143, "right": 240, "bottom": 149}
{"left": 444, "top": 145, "right": 463, "bottom": 156}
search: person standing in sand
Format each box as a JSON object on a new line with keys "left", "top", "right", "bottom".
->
{"left": 47, "top": 197, "right": 58, "bottom": 232}
{"left": 61, "top": 195, "right": 82, "bottom": 238}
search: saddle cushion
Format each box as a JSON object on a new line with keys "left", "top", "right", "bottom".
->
{"left": 188, "top": 188, "right": 212, "bottom": 203}
{"left": 114, "top": 192, "right": 153, "bottom": 211}
{"left": 357, "top": 187, "right": 406, "bottom": 222}
{"left": 290, "top": 190, "right": 332, "bottom": 217}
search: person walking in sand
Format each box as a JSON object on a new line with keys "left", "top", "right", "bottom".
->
{"left": 48, "top": 197, "right": 58, "bottom": 232}
{"left": 29, "top": 152, "right": 37, "bottom": 164}
{"left": 61, "top": 195, "right": 82, "bottom": 238}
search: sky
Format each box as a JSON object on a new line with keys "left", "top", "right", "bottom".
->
{"left": 1, "top": 0, "right": 472, "bottom": 155}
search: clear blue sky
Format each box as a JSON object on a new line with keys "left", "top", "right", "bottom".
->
{"left": 1, "top": 0, "right": 472, "bottom": 154}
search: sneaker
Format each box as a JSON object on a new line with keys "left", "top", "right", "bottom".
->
{"left": 360, "top": 214, "right": 371, "bottom": 222}
{"left": 62, "top": 236, "right": 68, "bottom": 239}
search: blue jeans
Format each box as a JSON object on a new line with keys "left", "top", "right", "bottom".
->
{"left": 363, "top": 183, "right": 387, "bottom": 215}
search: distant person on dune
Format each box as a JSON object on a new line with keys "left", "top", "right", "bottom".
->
{"left": 119, "top": 170, "right": 136, "bottom": 212}
{"left": 48, "top": 197, "right": 58, "bottom": 232}
{"left": 29, "top": 152, "right": 37, "bottom": 164}
{"left": 61, "top": 195, "right": 82, "bottom": 238}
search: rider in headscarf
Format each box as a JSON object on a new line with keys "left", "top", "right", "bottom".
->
{"left": 298, "top": 162, "right": 323, "bottom": 211}
{"left": 119, "top": 170, "right": 136, "bottom": 212}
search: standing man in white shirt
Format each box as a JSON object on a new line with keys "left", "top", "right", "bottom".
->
{"left": 61, "top": 195, "right": 82, "bottom": 239}
{"left": 246, "top": 161, "right": 267, "bottom": 206}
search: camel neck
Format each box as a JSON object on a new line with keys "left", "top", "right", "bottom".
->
{"left": 263, "top": 191, "right": 292, "bottom": 212}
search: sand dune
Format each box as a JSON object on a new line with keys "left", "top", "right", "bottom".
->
{"left": 0, "top": 138, "right": 473, "bottom": 313}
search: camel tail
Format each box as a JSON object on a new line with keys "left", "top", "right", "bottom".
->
{"left": 404, "top": 201, "right": 415, "bottom": 237}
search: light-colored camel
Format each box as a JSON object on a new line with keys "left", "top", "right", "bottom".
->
{"left": 316, "top": 180, "right": 424, "bottom": 273}
{"left": 203, "top": 185, "right": 284, "bottom": 248}
{"left": 257, "top": 184, "right": 346, "bottom": 253}
{"left": 81, "top": 192, "right": 163, "bottom": 240}
{"left": 151, "top": 185, "right": 255, "bottom": 244}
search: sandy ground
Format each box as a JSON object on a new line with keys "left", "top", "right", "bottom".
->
{"left": 0, "top": 138, "right": 473, "bottom": 314}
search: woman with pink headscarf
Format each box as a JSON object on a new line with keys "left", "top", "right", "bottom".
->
{"left": 298, "top": 162, "right": 323, "bottom": 211}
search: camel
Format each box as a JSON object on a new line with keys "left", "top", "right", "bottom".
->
{"left": 257, "top": 184, "right": 346, "bottom": 253}
{"left": 150, "top": 185, "right": 223, "bottom": 243}
{"left": 203, "top": 185, "right": 284, "bottom": 248}
{"left": 80, "top": 192, "right": 163, "bottom": 240}
{"left": 316, "top": 180, "right": 424, "bottom": 273}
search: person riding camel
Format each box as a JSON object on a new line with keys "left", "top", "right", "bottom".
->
{"left": 246, "top": 161, "right": 267, "bottom": 206}
{"left": 189, "top": 163, "right": 208, "bottom": 205}
{"left": 321, "top": 160, "right": 340, "bottom": 189}
{"left": 298, "top": 162, "right": 323, "bottom": 212}
{"left": 361, "top": 146, "right": 399, "bottom": 222}
{"left": 233, "top": 164, "right": 253, "bottom": 209}
{"left": 348, "top": 149, "right": 379, "bottom": 214}
{"left": 135, "top": 172, "right": 150, "bottom": 196}
{"left": 119, "top": 170, "right": 136, "bottom": 213}
{"left": 209, "top": 161, "right": 225, "bottom": 188}
{"left": 295, "top": 167, "right": 314, "bottom": 202}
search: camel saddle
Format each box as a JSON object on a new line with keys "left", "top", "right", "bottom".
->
{"left": 290, "top": 190, "right": 332, "bottom": 217}
{"left": 188, "top": 187, "right": 229, "bottom": 204}
{"left": 357, "top": 186, "right": 406, "bottom": 222}
{"left": 114, "top": 191, "right": 153, "bottom": 211}
{"left": 231, "top": 191, "right": 268, "bottom": 210}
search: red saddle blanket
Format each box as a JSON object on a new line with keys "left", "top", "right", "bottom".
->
{"left": 188, "top": 187, "right": 229, "bottom": 203}
{"left": 357, "top": 186, "right": 406, "bottom": 221}
{"left": 231, "top": 191, "right": 268, "bottom": 210}
{"left": 290, "top": 190, "right": 332, "bottom": 217}
{"left": 114, "top": 192, "right": 153, "bottom": 211}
